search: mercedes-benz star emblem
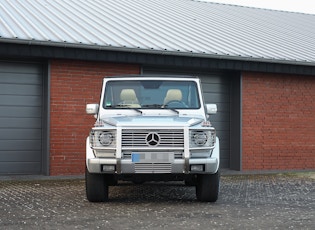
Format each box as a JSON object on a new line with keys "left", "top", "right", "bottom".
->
{"left": 146, "top": 132, "right": 160, "bottom": 146}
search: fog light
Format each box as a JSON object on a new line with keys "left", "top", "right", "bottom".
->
{"left": 102, "top": 165, "right": 115, "bottom": 172}
{"left": 190, "top": 164, "right": 204, "bottom": 172}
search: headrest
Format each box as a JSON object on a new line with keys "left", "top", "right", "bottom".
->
{"left": 120, "top": 89, "right": 138, "bottom": 102}
{"left": 164, "top": 89, "right": 182, "bottom": 104}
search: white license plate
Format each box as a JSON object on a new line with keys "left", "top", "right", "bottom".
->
{"left": 132, "top": 152, "right": 174, "bottom": 163}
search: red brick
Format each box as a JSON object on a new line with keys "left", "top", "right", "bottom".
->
{"left": 49, "top": 59, "right": 140, "bottom": 175}
{"left": 242, "top": 72, "right": 315, "bottom": 171}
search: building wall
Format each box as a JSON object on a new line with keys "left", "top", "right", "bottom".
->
{"left": 49, "top": 59, "right": 140, "bottom": 175}
{"left": 242, "top": 72, "right": 315, "bottom": 170}
{"left": 49, "top": 62, "right": 315, "bottom": 175}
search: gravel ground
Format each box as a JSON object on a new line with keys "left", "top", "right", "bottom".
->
{"left": 0, "top": 172, "right": 314, "bottom": 230}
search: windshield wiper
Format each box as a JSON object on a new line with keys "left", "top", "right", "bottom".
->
{"left": 109, "top": 104, "right": 142, "bottom": 114}
{"left": 132, "top": 108, "right": 143, "bottom": 114}
{"left": 168, "top": 108, "right": 179, "bottom": 114}
{"left": 141, "top": 104, "right": 163, "bottom": 108}
{"left": 141, "top": 104, "right": 179, "bottom": 114}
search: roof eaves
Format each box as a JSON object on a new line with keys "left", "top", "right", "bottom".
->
{"left": 1, "top": 37, "right": 315, "bottom": 67}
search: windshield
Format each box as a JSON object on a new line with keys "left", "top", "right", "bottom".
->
{"left": 103, "top": 80, "right": 200, "bottom": 109}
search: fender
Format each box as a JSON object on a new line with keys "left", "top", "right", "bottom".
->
{"left": 211, "top": 136, "right": 220, "bottom": 173}
{"left": 86, "top": 137, "right": 95, "bottom": 171}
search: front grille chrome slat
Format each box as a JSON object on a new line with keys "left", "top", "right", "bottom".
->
{"left": 122, "top": 129, "right": 184, "bottom": 148}
{"left": 135, "top": 163, "right": 172, "bottom": 173}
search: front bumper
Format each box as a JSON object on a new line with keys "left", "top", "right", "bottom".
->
{"left": 86, "top": 157, "right": 219, "bottom": 174}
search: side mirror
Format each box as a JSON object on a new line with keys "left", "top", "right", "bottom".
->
{"left": 206, "top": 104, "right": 217, "bottom": 114}
{"left": 86, "top": 104, "right": 99, "bottom": 115}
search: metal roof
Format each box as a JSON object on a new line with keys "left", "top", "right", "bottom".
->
{"left": 1, "top": 0, "right": 315, "bottom": 66}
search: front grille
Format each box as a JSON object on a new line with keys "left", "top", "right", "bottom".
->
{"left": 122, "top": 129, "right": 184, "bottom": 148}
{"left": 135, "top": 163, "right": 172, "bottom": 173}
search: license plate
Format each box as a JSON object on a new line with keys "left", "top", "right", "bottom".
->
{"left": 132, "top": 152, "right": 174, "bottom": 163}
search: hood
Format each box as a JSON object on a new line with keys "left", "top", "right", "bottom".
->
{"left": 102, "top": 115, "right": 204, "bottom": 127}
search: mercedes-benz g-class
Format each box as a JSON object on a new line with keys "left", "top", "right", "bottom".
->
{"left": 85, "top": 75, "right": 220, "bottom": 202}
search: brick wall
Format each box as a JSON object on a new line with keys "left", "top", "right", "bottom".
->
{"left": 50, "top": 59, "right": 140, "bottom": 175}
{"left": 242, "top": 72, "right": 315, "bottom": 170}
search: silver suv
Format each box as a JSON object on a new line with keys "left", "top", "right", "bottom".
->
{"left": 85, "top": 75, "right": 220, "bottom": 202}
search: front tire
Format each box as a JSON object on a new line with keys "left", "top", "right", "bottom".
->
{"left": 85, "top": 168, "right": 108, "bottom": 202}
{"left": 196, "top": 172, "right": 220, "bottom": 202}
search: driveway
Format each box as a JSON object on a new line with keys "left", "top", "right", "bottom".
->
{"left": 0, "top": 172, "right": 314, "bottom": 229}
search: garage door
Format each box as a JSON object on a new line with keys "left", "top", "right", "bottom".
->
{"left": 0, "top": 61, "right": 44, "bottom": 174}
{"left": 199, "top": 74, "right": 231, "bottom": 168}
{"left": 142, "top": 68, "right": 231, "bottom": 168}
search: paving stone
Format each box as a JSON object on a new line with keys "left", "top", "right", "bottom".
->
{"left": 0, "top": 173, "right": 314, "bottom": 230}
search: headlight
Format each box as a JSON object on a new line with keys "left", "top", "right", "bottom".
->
{"left": 99, "top": 131, "right": 113, "bottom": 146}
{"left": 90, "top": 130, "right": 116, "bottom": 148}
{"left": 193, "top": 132, "right": 208, "bottom": 146}
{"left": 190, "top": 130, "right": 215, "bottom": 148}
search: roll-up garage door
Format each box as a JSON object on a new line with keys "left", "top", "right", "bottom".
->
{"left": 142, "top": 68, "right": 231, "bottom": 168}
{"left": 200, "top": 74, "right": 231, "bottom": 168}
{"left": 0, "top": 61, "right": 44, "bottom": 174}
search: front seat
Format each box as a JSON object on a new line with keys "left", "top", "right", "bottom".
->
{"left": 120, "top": 89, "right": 141, "bottom": 108}
{"left": 163, "top": 89, "right": 182, "bottom": 105}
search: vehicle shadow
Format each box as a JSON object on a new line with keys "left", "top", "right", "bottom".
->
{"left": 107, "top": 182, "right": 197, "bottom": 203}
